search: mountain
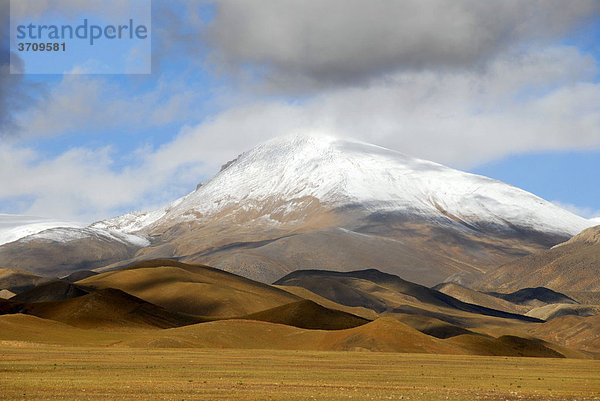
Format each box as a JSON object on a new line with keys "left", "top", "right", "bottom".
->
{"left": 525, "top": 304, "right": 597, "bottom": 321}
{"left": 477, "top": 225, "right": 600, "bottom": 291}
{"left": 0, "top": 214, "right": 80, "bottom": 246}
{"left": 0, "top": 133, "right": 594, "bottom": 285}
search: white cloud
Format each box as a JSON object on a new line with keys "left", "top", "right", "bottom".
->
{"left": 14, "top": 75, "right": 207, "bottom": 139}
{"left": 160, "top": 45, "right": 600, "bottom": 169}
{"left": 3, "top": 43, "right": 600, "bottom": 222}
{"left": 551, "top": 201, "right": 600, "bottom": 220}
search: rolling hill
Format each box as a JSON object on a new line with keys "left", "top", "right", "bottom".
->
{"left": 0, "top": 267, "right": 50, "bottom": 293}
{"left": 240, "top": 299, "right": 370, "bottom": 330}
{"left": 432, "top": 282, "right": 528, "bottom": 315}
{"left": 10, "top": 281, "right": 91, "bottom": 303}
{"left": 274, "top": 269, "right": 541, "bottom": 323}
{"left": 77, "top": 259, "right": 301, "bottom": 317}
{"left": 17, "top": 288, "right": 204, "bottom": 329}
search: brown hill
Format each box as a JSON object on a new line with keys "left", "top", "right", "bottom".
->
{"left": 525, "top": 304, "right": 598, "bottom": 321}
{"left": 78, "top": 259, "right": 300, "bottom": 317}
{"left": 477, "top": 225, "right": 600, "bottom": 291}
{"left": 447, "top": 334, "right": 564, "bottom": 358}
{"left": 274, "top": 269, "right": 541, "bottom": 323}
{"left": 0, "top": 267, "right": 50, "bottom": 293}
{"left": 273, "top": 284, "right": 379, "bottom": 320}
{"left": 432, "top": 282, "right": 528, "bottom": 314}
{"left": 528, "top": 314, "right": 600, "bottom": 355}
{"left": 124, "top": 317, "right": 564, "bottom": 357}
{"left": 0, "top": 308, "right": 572, "bottom": 358}
{"left": 18, "top": 288, "right": 204, "bottom": 329}
{"left": 240, "top": 300, "right": 370, "bottom": 330}
{"left": 485, "top": 287, "right": 576, "bottom": 307}
{"left": 10, "top": 281, "right": 90, "bottom": 303}
{"left": 125, "top": 317, "right": 463, "bottom": 354}
{"left": 61, "top": 270, "right": 99, "bottom": 283}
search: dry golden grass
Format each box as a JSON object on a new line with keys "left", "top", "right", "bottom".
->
{"left": 0, "top": 344, "right": 598, "bottom": 401}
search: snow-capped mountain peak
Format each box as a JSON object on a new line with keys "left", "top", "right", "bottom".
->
{"left": 4, "top": 133, "right": 594, "bottom": 246}
{"left": 147, "top": 132, "right": 592, "bottom": 236}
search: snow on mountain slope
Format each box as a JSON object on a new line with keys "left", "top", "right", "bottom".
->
{"left": 0, "top": 212, "right": 151, "bottom": 248}
{"left": 90, "top": 192, "right": 191, "bottom": 233}
{"left": 22, "top": 227, "right": 151, "bottom": 247}
{"left": 0, "top": 214, "right": 80, "bottom": 246}
{"left": 5, "top": 133, "right": 593, "bottom": 248}
{"left": 148, "top": 133, "right": 593, "bottom": 237}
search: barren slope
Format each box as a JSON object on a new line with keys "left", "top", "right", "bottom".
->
{"left": 478, "top": 225, "right": 600, "bottom": 291}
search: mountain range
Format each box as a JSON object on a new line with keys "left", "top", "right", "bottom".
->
{"left": 1, "top": 259, "right": 595, "bottom": 357}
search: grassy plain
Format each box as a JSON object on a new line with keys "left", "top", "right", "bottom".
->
{"left": 0, "top": 344, "right": 598, "bottom": 401}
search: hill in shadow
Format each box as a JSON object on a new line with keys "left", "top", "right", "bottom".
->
{"left": 18, "top": 288, "right": 205, "bottom": 329}
{"left": 486, "top": 287, "right": 577, "bottom": 307}
{"left": 275, "top": 269, "right": 542, "bottom": 323}
{"left": 240, "top": 299, "right": 370, "bottom": 330}
{"left": 10, "top": 281, "right": 91, "bottom": 303}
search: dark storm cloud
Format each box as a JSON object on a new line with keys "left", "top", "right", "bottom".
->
{"left": 207, "top": 0, "right": 600, "bottom": 90}
{"left": 150, "top": 0, "right": 211, "bottom": 72}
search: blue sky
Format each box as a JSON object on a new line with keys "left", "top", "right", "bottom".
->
{"left": 1, "top": 1, "right": 600, "bottom": 222}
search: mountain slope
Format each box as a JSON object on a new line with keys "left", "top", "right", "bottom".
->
{"left": 0, "top": 133, "right": 593, "bottom": 284}
{"left": 477, "top": 225, "right": 600, "bottom": 291}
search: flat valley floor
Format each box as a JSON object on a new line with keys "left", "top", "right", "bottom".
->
{"left": 0, "top": 344, "right": 598, "bottom": 400}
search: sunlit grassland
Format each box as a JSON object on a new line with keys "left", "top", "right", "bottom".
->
{"left": 0, "top": 344, "right": 599, "bottom": 400}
